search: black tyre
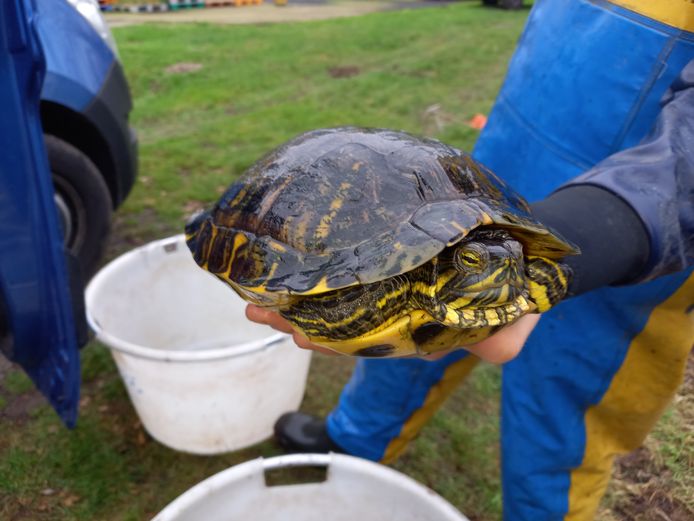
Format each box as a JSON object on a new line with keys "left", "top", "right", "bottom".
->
{"left": 46, "top": 134, "right": 112, "bottom": 279}
{"left": 499, "top": 0, "right": 523, "bottom": 9}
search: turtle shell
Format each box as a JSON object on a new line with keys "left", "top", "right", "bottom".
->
{"left": 186, "top": 127, "right": 576, "bottom": 297}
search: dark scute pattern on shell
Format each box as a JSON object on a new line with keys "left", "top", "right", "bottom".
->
{"left": 200, "top": 127, "right": 575, "bottom": 293}
{"left": 216, "top": 129, "right": 467, "bottom": 254}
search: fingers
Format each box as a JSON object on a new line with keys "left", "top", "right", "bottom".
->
{"left": 245, "top": 305, "right": 295, "bottom": 334}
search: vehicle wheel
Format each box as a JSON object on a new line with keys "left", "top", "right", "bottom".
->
{"left": 499, "top": 0, "right": 523, "bottom": 9}
{"left": 45, "top": 134, "right": 112, "bottom": 279}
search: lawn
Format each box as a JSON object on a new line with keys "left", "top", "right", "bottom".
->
{"left": 1, "top": 3, "right": 692, "bottom": 520}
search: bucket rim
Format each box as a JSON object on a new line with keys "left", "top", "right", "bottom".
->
{"left": 151, "top": 453, "right": 469, "bottom": 521}
{"left": 85, "top": 235, "right": 289, "bottom": 362}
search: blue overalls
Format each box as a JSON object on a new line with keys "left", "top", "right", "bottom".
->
{"left": 325, "top": 1, "right": 694, "bottom": 519}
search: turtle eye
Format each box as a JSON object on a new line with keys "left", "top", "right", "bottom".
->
{"left": 454, "top": 244, "right": 487, "bottom": 272}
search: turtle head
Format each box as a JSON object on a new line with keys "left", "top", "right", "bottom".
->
{"left": 417, "top": 228, "right": 531, "bottom": 329}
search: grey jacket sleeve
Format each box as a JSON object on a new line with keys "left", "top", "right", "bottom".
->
{"left": 531, "top": 59, "right": 694, "bottom": 296}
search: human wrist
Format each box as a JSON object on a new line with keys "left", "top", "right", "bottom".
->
{"left": 530, "top": 185, "right": 650, "bottom": 297}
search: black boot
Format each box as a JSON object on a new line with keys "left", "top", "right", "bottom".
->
{"left": 274, "top": 412, "right": 346, "bottom": 454}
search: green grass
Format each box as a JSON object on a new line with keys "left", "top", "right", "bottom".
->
{"left": 1, "top": 3, "right": 691, "bottom": 520}
{"left": 649, "top": 371, "right": 694, "bottom": 511}
{"left": 3, "top": 370, "right": 34, "bottom": 395}
{"left": 116, "top": 2, "right": 522, "bottom": 230}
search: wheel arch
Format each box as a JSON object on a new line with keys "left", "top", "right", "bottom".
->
{"left": 40, "top": 100, "right": 116, "bottom": 209}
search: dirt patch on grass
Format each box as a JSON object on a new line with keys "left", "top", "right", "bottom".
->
{"left": 0, "top": 357, "right": 44, "bottom": 426}
{"left": 601, "top": 352, "right": 694, "bottom": 520}
{"left": 327, "top": 65, "right": 361, "bottom": 78}
{"left": 2, "top": 392, "right": 45, "bottom": 423}
{"left": 165, "top": 62, "right": 203, "bottom": 74}
{"left": 610, "top": 446, "right": 693, "bottom": 520}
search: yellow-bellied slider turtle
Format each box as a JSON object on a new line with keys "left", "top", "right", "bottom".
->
{"left": 185, "top": 127, "right": 578, "bottom": 357}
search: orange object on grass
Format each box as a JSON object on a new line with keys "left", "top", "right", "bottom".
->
{"left": 467, "top": 113, "right": 488, "bottom": 130}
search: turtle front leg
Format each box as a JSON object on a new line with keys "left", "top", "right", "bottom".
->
{"left": 433, "top": 293, "right": 533, "bottom": 329}
{"left": 525, "top": 256, "right": 572, "bottom": 312}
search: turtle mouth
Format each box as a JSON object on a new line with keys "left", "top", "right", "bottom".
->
{"left": 453, "top": 281, "right": 526, "bottom": 306}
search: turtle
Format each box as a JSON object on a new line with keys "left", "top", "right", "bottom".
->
{"left": 185, "top": 127, "right": 578, "bottom": 358}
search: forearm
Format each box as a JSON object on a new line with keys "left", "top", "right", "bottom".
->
{"left": 531, "top": 186, "right": 649, "bottom": 296}
{"left": 531, "top": 60, "right": 694, "bottom": 296}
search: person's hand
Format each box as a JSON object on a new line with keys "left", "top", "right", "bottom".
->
{"left": 422, "top": 313, "right": 540, "bottom": 364}
{"left": 245, "top": 304, "right": 540, "bottom": 364}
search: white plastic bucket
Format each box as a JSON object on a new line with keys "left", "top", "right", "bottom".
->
{"left": 85, "top": 235, "right": 312, "bottom": 454}
{"left": 152, "top": 453, "right": 469, "bottom": 521}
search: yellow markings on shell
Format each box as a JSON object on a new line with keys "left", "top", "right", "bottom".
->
{"left": 299, "top": 276, "right": 335, "bottom": 296}
{"left": 351, "top": 162, "right": 362, "bottom": 171}
{"left": 227, "top": 232, "right": 248, "bottom": 268}
{"left": 315, "top": 220, "right": 332, "bottom": 240}
{"left": 294, "top": 217, "right": 310, "bottom": 245}
{"left": 200, "top": 225, "right": 219, "bottom": 271}
{"left": 220, "top": 234, "right": 249, "bottom": 282}
{"left": 257, "top": 261, "right": 280, "bottom": 291}
{"left": 314, "top": 182, "right": 351, "bottom": 240}
{"left": 226, "top": 185, "right": 248, "bottom": 209}
{"left": 328, "top": 200, "right": 343, "bottom": 212}
{"left": 450, "top": 220, "right": 471, "bottom": 235}
{"left": 268, "top": 241, "right": 286, "bottom": 253}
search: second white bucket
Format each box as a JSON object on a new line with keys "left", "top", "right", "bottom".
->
{"left": 85, "top": 235, "right": 312, "bottom": 455}
{"left": 152, "top": 453, "right": 469, "bottom": 521}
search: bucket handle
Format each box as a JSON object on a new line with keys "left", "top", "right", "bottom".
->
{"left": 262, "top": 453, "right": 332, "bottom": 487}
